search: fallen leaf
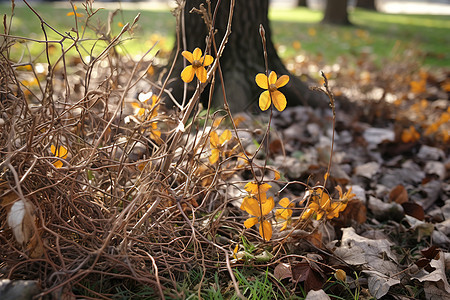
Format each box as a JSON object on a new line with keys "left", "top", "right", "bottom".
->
{"left": 7, "top": 199, "right": 35, "bottom": 245}
{"left": 274, "top": 263, "right": 291, "bottom": 281}
{"left": 413, "top": 251, "right": 450, "bottom": 296}
{"left": 364, "top": 270, "right": 400, "bottom": 299}
{"left": 354, "top": 161, "right": 380, "bottom": 179}
{"left": 292, "top": 262, "right": 324, "bottom": 292}
{"left": 333, "top": 228, "right": 399, "bottom": 274}
{"left": 305, "top": 289, "right": 331, "bottom": 300}
{"left": 389, "top": 185, "right": 408, "bottom": 204}
{"left": 402, "top": 202, "right": 425, "bottom": 220}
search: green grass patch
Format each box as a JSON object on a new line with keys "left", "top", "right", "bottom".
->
{"left": 269, "top": 7, "right": 450, "bottom": 67}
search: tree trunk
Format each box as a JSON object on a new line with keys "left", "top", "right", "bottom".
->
{"left": 321, "top": 0, "right": 351, "bottom": 25}
{"left": 166, "top": 0, "right": 326, "bottom": 113}
{"left": 297, "top": 0, "right": 307, "bottom": 6}
{"left": 356, "top": 0, "right": 377, "bottom": 10}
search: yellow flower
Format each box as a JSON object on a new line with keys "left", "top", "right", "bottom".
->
{"left": 240, "top": 196, "right": 274, "bottom": 241}
{"left": 131, "top": 95, "right": 161, "bottom": 142}
{"left": 209, "top": 129, "right": 232, "bottom": 164}
{"left": 181, "top": 48, "right": 214, "bottom": 83}
{"left": 244, "top": 182, "right": 271, "bottom": 196}
{"left": 240, "top": 181, "right": 275, "bottom": 241}
{"left": 51, "top": 145, "right": 68, "bottom": 168}
{"left": 275, "top": 197, "right": 294, "bottom": 231}
{"left": 302, "top": 188, "right": 331, "bottom": 220}
{"left": 67, "top": 5, "right": 83, "bottom": 17}
{"left": 255, "top": 71, "right": 289, "bottom": 112}
{"left": 303, "top": 187, "right": 350, "bottom": 220}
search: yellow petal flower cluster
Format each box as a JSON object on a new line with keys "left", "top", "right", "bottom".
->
{"left": 181, "top": 48, "right": 214, "bottom": 83}
{"left": 240, "top": 182, "right": 274, "bottom": 241}
{"left": 302, "top": 187, "right": 350, "bottom": 220}
{"left": 255, "top": 71, "right": 289, "bottom": 112}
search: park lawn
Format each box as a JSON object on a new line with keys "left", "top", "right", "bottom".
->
{"left": 2, "top": 2, "right": 449, "bottom": 67}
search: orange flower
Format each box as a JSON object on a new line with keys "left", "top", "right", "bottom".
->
{"left": 275, "top": 197, "right": 294, "bottom": 231}
{"left": 255, "top": 71, "right": 289, "bottom": 111}
{"left": 240, "top": 196, "right": 274, "bottom": 241}
{"left": 209, "top": 129, "right": 232, "bottom": 164}
{"left": 51, "top": 145, "right": 68, "bottom": 168}
{"left": 67, "top": 5, "right": 83, "bottom": 17}
{"left": 240, "top": 181, "right": 274, "bottom": 241}
{"left": 181, "top": 48, "right": 214, "bottom": 83}
{"left": 302, "top": 188, "right": 348, "bottom": 220}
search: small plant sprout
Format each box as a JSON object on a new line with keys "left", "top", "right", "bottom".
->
{"left": 255, "top": 71, "right": 289, "bottom": 111}
{"left": 50, "top": 145, "right": 68, "bottom": 168}
{"left": 209, "top": 129, "right": 232, "bottom": 164}
{"left": 240, "top": 182, "right": 274, "bottom": 241}
{"left": 181, "top": 48, "right": 214, "bottom": 83}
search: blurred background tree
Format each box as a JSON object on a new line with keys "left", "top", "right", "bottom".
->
{"left": 167, "top": 0, "right": 326, "bottom": 112}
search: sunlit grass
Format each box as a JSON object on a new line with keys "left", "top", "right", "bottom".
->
{"left": 2, "top": 2, "right": 449, "bottom": 67}
{"left": 270, "top": 7, "right": 450, "bottom": 66}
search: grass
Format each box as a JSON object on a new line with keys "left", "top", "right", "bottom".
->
{"left": 2, "top": 2, "right": 449, "bottom": 67}
{"left": 269, "top": 7, "right": 450, "bottom": 67}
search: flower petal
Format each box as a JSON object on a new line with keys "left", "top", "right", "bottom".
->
{"left": 275, "top": 75, "right": 290, "bottom": 88}
{"left": 193, "top": 48, "right": 202, "bottom": 60}
{"left": 259, "top": 220, "right": 272, "bottom": 241}
{"left": 181, "top": 51, "right": 194, "bottom": 64}
{"left": 59, "top": 146, "right": 68, "bottom": 159}
{"left": 209, "top": 148, "right": 219, "bottom": 165}
{"left": 259, "top": 91, "right": 271, "bottom": 111}
{"left": 279, "top": 197, "right": 291, "bottom": 209}
{"left": 255, "top": 73, "right": 268, "bottom": 89}
{"left": 259, "top": 183, "right": 272, "bottom": 194}
{"left": 195, "top": 66, "right": 207, "bottom": 83}
{"left": 268, "top": 71, "right": 277, "bottom": 85}
{"left": 202, "top": 55, "right": 214, "bottom": 66}
{"left": 181, "top": 65, "right": 195, "bottom": 83}
{"left": 272, "top": 90, "right": 287, "bottom": 112}
{"left": 242, "top": 196, "right": 262, "bottom": 217}
{"left": 261, "top": 197, "right": 275, "bottom": 216}
{"left": 244, "top": 217, "right": 259, "bottom": 229}
{"left": 210, "top": 131, "right": 219, "bottom": 148}
{"left": 219, "top": 129, "right": 232, "bottom": 144}
{"left": 53, "top": 160, "right": 63, "bottom": 168}
{"left": 51, "top": 145, "right": 57, "bottom": 155}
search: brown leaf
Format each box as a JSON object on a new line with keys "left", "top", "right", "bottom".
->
{"left": 274, "top": 263, "right": 291, "bottom": 281}
{"left": 402, "top": 202, "right": 425, "bottom": 221}
{"left": 421, "top": 245, "right": 440, "bottom": 260}
{"left": 389, "top": 185, "right": 408, "bottom": 204}
{"left": 305, "top": 231, "right": 323, "bottom": 248}
{"left": 269, "top": 139, "right": 283, "bottom": 155}
{"left": 292, "top": 262, "right": 324, "bottom": 292}
{"left": 334, "top": 199, "right": 367, "bottom": 227}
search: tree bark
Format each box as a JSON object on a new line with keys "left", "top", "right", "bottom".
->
{"left": 166, "top": 0, "right": 326, "bottom": 113}
{"left": 356, "top": 0, "right": 377, "bottom": 10}
{"left": 321, "top": 0, "right": 351, "bottom": 25}
{"left": 297, "top": 0, "right": 307, "bottom": 6}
